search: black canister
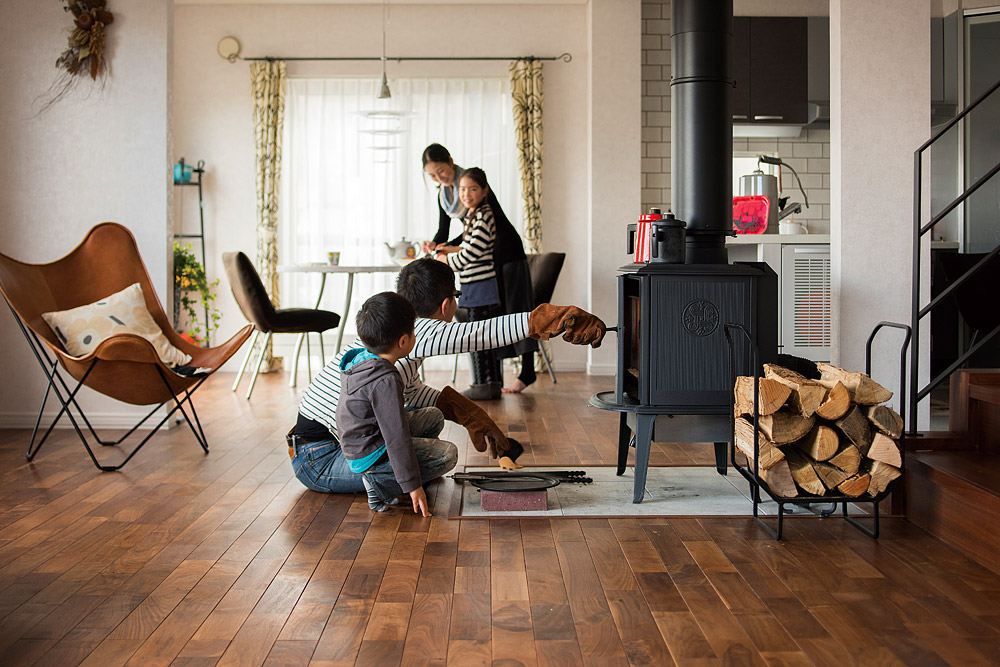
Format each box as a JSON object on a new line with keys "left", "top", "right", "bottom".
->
{"left": 650, "top": 210, "right": 686, "bottom": 263}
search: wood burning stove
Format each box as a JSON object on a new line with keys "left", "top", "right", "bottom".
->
{"left": 589, "top": 0, "right": 780, "bottom": 503}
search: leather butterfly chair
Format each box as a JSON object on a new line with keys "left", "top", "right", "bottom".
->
{"left": 0, "top": 222, "right": 254, "bottom": 471}
{"left": 223, "top": 252, "right": 341, "bottom": 399}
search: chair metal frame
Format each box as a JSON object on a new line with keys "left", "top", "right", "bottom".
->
{"left": 6, "top": 300, "right": 210, "bottom": 471}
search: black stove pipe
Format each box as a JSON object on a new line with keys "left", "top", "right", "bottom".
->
{"left": 671, "top": 0, "right": 733, "bottom": 265}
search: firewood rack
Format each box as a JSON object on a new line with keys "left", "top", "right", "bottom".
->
{"left": 723, "top": 321, "right": 912, "bottom": 540}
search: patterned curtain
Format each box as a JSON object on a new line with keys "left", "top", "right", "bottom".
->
{"left": 251, "top": 60, "right": 286, "bottom": 370}
{"left": 509, "top": 59, "right": 543, "bottom": 253}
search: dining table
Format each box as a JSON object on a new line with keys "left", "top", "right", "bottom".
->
{"left": 277, "top": 262, "right": 403, "bottom": 386}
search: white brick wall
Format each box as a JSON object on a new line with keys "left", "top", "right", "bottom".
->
{"left": 641, "top": 0, "right": 831, "bottom": 234}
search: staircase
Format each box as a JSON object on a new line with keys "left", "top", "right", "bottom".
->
{"left": 905, "top": 370, "right": 1000, "bottom": 575}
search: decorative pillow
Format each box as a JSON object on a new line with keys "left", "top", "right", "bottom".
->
{"left": 42, "top": 283, "right": 191, "bottom": 366}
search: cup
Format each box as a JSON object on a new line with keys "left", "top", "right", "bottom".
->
{"left": 327, "top": 251, "right": 340, "bottom": 266}
{"left": 779, "top": 221, "right": 806, "bottom": 235}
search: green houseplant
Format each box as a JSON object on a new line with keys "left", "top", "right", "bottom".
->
{"left": 173, "top": 242, "right": 221, "bottom": 345}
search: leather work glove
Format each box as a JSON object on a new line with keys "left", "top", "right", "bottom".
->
{"left": 528, "top": 304, "right": 607, "bottom": 348}
{"left": 437, "top": 386, "right": 517, "bottom": 465}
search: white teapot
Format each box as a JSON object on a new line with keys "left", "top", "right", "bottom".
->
{"left": 384, "top": 238, "right": 418, "bottom": 261}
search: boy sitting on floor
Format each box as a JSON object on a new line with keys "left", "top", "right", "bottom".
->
{"left": 335, "top": 291, "right": 445, "bottom": 516}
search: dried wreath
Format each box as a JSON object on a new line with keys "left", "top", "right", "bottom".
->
{"left": 37, "top": 1, "right": 114, "bottom": 112}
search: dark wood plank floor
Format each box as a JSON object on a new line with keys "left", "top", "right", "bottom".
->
{"left": 1, "top": 369, "right": 999, "bottom": 666}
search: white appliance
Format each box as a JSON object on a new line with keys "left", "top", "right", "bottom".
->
{"left": 780, "top": 244, "right": 831, "bottom": 361}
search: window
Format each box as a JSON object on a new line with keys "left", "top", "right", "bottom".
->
{"left": 280, "top": 77, "right": 522, "bottom": 318}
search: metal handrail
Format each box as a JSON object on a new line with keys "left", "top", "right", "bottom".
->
{"left": 909, "top": 75, "right": 1000, "bottom": 434}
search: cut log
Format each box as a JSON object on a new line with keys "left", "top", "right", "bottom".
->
{"left": 816, "top": 362, "right": 893, "bottom": 405}
{"left": 782, "top": 447, "right": 827, "bottom": 496}
{"left": 865, "top": 404, "right": 904, "bottom": 439}
{"left": 733, "top": 417, "right": 786, "bottom": 471}
{"left": 764, "top": 364, "right": 827, "bottom": 418}
{"left": 833, "top": 406, "right": 874, "bottom": 455}
{"left": 815, "top": 381, "right": 851, "bottom": 420}
{"left": 733, "top": 376, "right": 791, "bottom": 417}
{"left": 866, "top": 460, "right": 902, "bottom": 496}
{"left": 828, "top": 443, "right": 862, "bottom": 474}
{"left": 867, "top": 432, "right": 902, "bottom": 467}
{"left": 793, "top": 425, "right": 839, "bottom": 462}
{"left": 814, "top": 462, "right": 853, "bottom": 490}
{"left": 759, "top": 459, "right": 799, "bottom": 498}
{"left": 837, "top": 473, "right": 872, "bottom": 497}
{"left": 758, "top": 411, "right": 816, "bottom": 445}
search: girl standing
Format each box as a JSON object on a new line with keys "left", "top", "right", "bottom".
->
{"left": 433, "top": 168, "right": 505, "bottom": 399}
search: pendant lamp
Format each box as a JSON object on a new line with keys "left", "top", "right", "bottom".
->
{"left": 377, "top": 0, "right": 391, "bottom": 99}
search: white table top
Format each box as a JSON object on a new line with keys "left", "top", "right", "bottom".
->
{"left": 277, "top": 263, "right": 403, "bottom": 273}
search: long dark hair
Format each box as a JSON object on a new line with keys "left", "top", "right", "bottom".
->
{"left": 421, "top": 143, "right": 452, "bottom": 167}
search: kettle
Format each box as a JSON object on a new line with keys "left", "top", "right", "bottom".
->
{"left": 738, "top": 155, "right": 810, "bottom": 233}
{"left": 384, "top": 237, "right": 418, "bottom": 261}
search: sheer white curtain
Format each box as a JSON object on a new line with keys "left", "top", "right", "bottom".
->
{"left": 280, "top": 77, "right": 521, "bottom": 325}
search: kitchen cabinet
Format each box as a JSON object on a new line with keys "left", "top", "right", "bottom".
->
{"left": 732, "top": 17, "right": 809, "bottom": 125}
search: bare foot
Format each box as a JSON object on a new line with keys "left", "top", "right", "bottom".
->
{"left": 502, "top": 378, "right": 528, "bottom": 394}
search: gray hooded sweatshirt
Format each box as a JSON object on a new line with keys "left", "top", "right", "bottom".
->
{"left": 335, "top": 348, "right": 421, "bottom": 493}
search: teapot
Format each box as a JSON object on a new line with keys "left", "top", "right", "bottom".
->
{"left": 384, "top": 237, "right": 418, "bottom": 261}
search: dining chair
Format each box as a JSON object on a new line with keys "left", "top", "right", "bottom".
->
{"left": 937, "top": 251, "right": 1000, "bottom": 362}
{"left": 450, "top": 252, "right": 567, "bottom": 384}
{"left": 223, "top": 252, "right": 341, "bottom": 398}
{"left": 0, "top": 222, "right": 254, "bottom": 471}
{"left": 526, "top": 252, "right": 566, "bottom": 383}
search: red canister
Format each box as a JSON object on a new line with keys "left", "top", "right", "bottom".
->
{"left": 635, "top": 209, "right": 664, "bottom": 263}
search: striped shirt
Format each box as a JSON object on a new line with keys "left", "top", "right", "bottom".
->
{"left": 297, "top": 312, "right": 530, "bottom": 439}
{"left": 447, "top": 202, "right": 496, "bottom": 284}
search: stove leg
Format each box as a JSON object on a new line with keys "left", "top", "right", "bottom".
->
{"left": 714, "top": 441, "right": 728, "bottom": 475}
{"left": 632, "top": 413, "right": 654, "bottom": 503}
{"left": 616, "top": 412, "right": 630, "bottom": 476}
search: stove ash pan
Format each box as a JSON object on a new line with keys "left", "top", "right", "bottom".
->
{"left": 615, "top": 261, "right": 778, "bottom": 412}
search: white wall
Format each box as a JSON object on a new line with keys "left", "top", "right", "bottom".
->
{"left": 0, "top": 0, "right": 173, "bottom": 427}
{"left": 831, "top": 0, "right": 930, "bottom": 419}
{"left": 173, "top": 2, "right": 603, "bottom": 373}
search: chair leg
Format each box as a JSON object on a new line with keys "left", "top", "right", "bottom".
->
{"left": 290, "top": 333, "right": 305, "bottom": 388}
{"left": 539, "top": 343, "right": 557, "bottom": 384}
{"left": 247, "top": 331, "right": 272, "bottom": 399}
{"left": 233, "top": 329, "right": 259, "bottom": 391}
{"left": 306, "top": 333, "right": 313, "bottom": 384}
{"left": 452, "top": 354, "right": 459, "bottom": 383}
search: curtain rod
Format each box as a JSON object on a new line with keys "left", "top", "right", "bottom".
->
{"left": 241, "top": 53, "right": 572, "bottom": 63}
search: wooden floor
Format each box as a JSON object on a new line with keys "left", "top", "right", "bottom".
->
{"left": 1, "top": 370, "right": 1000, "bottom": 666}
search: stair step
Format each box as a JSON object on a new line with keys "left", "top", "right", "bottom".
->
{"left": 902, "top": 431, "right": 971, "bottom": 451}
{"left": 906, "top": 451, "right": 1000, "bottom": 575}
{"left": 970, "top": 382, "right": 1000, "bottom": 407}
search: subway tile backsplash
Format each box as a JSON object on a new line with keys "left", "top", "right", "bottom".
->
{"left": 641, "top": 0, "right": 831, "bottom": 234}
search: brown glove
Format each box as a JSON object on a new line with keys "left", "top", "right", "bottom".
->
{"left": 528, "top": 304, "right": 607, "bottom": 348}
{"left": 436, "top": 386, "right": 510, "bottom": 459}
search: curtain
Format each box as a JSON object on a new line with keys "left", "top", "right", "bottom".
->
{"left": 279, "top": 77, "right": 522, "bottom": 326}
{"left": 251, "top": 60, "right": 286, "bottom": 370}
{"left": 509, "top": 59, "right": 543, "bottom": 253}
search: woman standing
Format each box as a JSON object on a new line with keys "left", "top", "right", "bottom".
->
{"left": 421, "top": 144, "right": 537, "bottom": 395}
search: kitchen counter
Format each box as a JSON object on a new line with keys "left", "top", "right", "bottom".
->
{"left": 727, "top": 234, "right": 830, "bottom": 245}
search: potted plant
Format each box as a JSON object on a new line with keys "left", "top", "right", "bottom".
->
{"left": 173, "top": 242, "right": 221, "bottom": 345}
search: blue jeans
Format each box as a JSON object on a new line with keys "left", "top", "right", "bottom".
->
{"left": 290, "top": 407, "right": 458, "bottom": 494}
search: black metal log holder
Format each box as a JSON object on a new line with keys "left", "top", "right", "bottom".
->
{"left": 723, "top": 321, "right": 912, "bottom": 540}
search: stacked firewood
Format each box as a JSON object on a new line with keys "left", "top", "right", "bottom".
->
{"left": 732, "top": 362, "right": 903, "bottom": 498}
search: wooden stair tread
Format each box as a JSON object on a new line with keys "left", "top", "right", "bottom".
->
{"left": 970, "top": 383, "right": 1000, "bottom": 406}
{"left": 902, "top": 431, "right": 970, "bottom": 451}
{"left": 907, "top": 450, "right": 1000, "bottom": 496}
